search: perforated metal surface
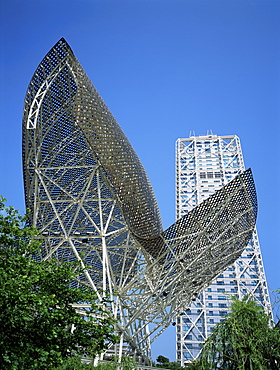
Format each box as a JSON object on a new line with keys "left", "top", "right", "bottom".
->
{"left": 23, "top": 38, "right": 162, "bottom": 249}
{"left": 22, "top": 39, "right": 258, "bottom": 363}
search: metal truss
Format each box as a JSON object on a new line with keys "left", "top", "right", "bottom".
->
{"left": 22, "top": 39, "right": 258, "bottom": 364}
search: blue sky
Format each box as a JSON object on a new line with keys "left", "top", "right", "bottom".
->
{"left": 0, "top": 0, "right": 279, "bottom": 361}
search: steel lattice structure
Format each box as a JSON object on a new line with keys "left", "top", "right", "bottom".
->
{"left": 22, "top": 39, "right": 258, "bottom": 364}
{"left": 175, "top": 135, "right": 272, "bottom": 364}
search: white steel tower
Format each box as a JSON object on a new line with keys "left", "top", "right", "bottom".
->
{"left": 175, "top": 134, "right": 272, "bottom": 364}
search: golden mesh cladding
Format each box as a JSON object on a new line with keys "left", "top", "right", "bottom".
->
{"left": 22, "top": 37, "right": 257, "bottom": 267}
{"left": 22, "top": 39, "right": 258, "bottom": 360}
{"left": 23, "top": 38, "right": 162, "bottom": 254}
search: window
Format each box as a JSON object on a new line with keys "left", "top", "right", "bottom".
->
{"left": 185, "top": 335, "right": 192, "bottom": 340}
{"left": 209, "top": 319, "right": 214, "bottom": 324}
{"left": 219, "top": 311, "right": 228, "bottom": 317}
{"left": 186, "top": 344, "right": 192, "bottom": 349}
{"left": 209, "top": 311, "right": 214, "bottom": 316}
{"left": 183, "top": 352, "right": 192, "bottom": 359}
{"left": 218, "top": 303, "right": 227, "bottom": 308}
{"left": 218, "top": 296, "right": 226, "bottom": 300}
{"left": 217, "top": 288, "right": 225, "bottom": 293}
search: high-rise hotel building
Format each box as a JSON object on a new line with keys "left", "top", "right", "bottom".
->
{"left": 175, "top": 134, "right": 272, "bottom": 364}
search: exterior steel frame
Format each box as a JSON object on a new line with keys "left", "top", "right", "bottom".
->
{"left": 175, "top": 135, "right": 272, "bottom": 364}
{"left": 22, "top": 39, "right": 258, "bottom": 363}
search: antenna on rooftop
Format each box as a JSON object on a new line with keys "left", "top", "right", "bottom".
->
{"left": 189, "top": 130, "right": 195, "bottom": 137}
{"left": 207, "top": 129, "right": 213, "bottom": 136}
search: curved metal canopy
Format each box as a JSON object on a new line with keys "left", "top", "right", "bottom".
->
{"left": 22, "top": 38, "right": 258, "bottom": 362}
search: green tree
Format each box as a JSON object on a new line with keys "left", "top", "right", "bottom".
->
{"left": 156, "top": 355, "right": 170, "bottom": 364}
{"left": 0, "top": 197, "right": 118, "bottom": 370}
{"left": 196, "top": 296, "right": 280, "bottom": 369}
{"left": 156, "top": 356, "right": 185, "bottom": 370}
{"left": 53, "top": 355, "right": 137, "bottom": 370}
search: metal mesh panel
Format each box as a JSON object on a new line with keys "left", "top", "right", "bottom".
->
{"left": 22, "top": 38, "right": 258, "bottom": 363}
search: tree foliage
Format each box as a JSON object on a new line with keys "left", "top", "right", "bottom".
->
{"left": 53, "top": 355, "right": 137, "bottom": 370}
{"left": 155, "top": 355, "right": 185, "bottom": 370}
{"left": 0, "top": 197, "right": 117, "bottom": 370}
{"left": 156, "top": 355, "right": 170, "bottom": 364}
{"left": 195, "top": 296, "right": 280, "bottom": 369}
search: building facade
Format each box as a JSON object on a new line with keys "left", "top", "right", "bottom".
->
{"left": 175, "top": 134, "right": 272, "bottom": 364}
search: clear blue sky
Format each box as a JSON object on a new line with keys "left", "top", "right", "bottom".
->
{"left": 0, "top": 0, "right": 279, "bottom": 361}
